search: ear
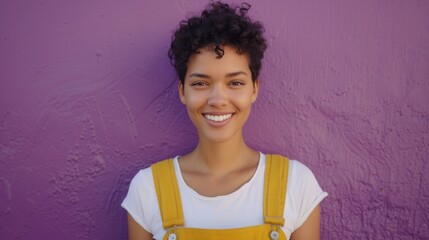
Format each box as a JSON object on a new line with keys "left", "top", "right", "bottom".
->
{"left": 178, "top": 82, "right": 186, "bottom": 104}
{"left": 251, "top": 80, "right": 259, "bottom": 103}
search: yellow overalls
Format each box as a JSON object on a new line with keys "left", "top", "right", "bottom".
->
{"left": 151, "top": 154, "right": 289, "bottom": 240}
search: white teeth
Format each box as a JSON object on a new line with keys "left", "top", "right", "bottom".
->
{"left": 205, "top": 114, "right": 232, "bottom": 122}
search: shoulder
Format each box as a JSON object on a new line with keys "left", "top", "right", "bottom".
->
{"left": 266, "top": 154, "right": 315, "bottom": 181}
{"left": 285, "top": 159, "right": 327, "bottom": 230}
{"left": 288, "top": 159, "right": 315, "bottom": 180}
{"left": 287, "top": 159, "right": 324, "bottom": 196}
{"left": 130, "top": 158, "right": 173, "bottom": 188}
{"left": 125, "top": 157, "right": 179, "bottom": 204}
{"left": 122, "top": 166, "right": 157, "bottom": 214}
{"left": 121, "top": 163, "right": 165, "bottom": 235}
{"left": 264, "top": 154, "right": 325, "bottom": 203}
{"left": 129, "top": 167, "right": 155, "bottom": 191}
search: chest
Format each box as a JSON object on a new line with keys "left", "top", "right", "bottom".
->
{"left": 179, "top": 170, "right": 265, "bottom": 228}
{"left": 180, "top": 170, "right": 257, "bottom": 197}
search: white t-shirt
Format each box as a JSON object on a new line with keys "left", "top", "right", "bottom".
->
{"left": 122, "top": 153, "right": 328, "bottom": 240}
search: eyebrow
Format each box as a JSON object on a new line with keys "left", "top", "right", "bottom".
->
{"left": 188, "top": 71, "right": 248, "bottom": 79}
{"left": 226, "top": 71, "right": 248, "bottom": 78}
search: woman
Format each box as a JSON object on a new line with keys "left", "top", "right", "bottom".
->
{"left": 122, "top": 2, "right": 327, "bottom": 240}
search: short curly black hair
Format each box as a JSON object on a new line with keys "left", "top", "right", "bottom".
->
{"left": 168, "top": 1, "right": 267, "bottom": 84}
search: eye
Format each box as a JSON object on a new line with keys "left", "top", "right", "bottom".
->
{"left": 228, "top": 81, "right": 245, "bottom": 87}
{"left": 190, "top": 81, "right": 209, "bottom": 87}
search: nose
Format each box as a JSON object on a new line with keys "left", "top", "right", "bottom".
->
{"left": 208, "top": 84, "right": 228, "bottom": 107}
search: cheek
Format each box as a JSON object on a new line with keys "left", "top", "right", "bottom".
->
{"left": 232, "top": 92, "right": 255, "bottom": 109}
{"left": 184, "top": 92, "right": 206, "bottom": 111}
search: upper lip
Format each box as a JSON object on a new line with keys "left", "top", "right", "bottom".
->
{"left": 202, "top": 112, "right": 235, "bottom": 115}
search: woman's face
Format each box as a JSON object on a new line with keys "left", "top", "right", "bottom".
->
{"left": 179, "top": 45, "right": 259, "bottom": 143}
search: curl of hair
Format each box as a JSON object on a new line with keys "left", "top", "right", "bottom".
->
{"left": 168, "top": 1, "right": 267, "bottom": 83}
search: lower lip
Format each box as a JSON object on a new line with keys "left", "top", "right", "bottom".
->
{"left": 204, "top": 115, "right": 233, "bottom": 128}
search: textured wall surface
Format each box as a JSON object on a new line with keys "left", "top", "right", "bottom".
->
{"left": 1, "top": 0, "right": 428, "bottom": 239}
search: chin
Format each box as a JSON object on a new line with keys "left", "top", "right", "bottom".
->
{"left": 198, "top": 131, "right": 241, "bottom": 144}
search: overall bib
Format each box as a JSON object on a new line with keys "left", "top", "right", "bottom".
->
{"left": 151, "top": 154, "right": 289, "bottom": 240}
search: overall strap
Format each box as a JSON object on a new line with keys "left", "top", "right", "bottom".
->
{"left": 263, "top": 154, "right": 289, "bottom": 226}
{"left": 151, "top": 159, "right": 185, "bottom": 229}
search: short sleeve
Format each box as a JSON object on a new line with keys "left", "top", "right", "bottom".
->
{"left": 121, "top": 168, "right": 157, "bottom": 233}
{"left": 285, "top": 160, "right": 328, "bottom": 231}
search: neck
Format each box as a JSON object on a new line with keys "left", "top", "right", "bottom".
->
{"left": 189, "top": 134, "right": 258, "bottom": 174}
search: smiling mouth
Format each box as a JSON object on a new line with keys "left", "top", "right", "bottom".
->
{"left": 204, "top": 113, "right": 233, "bottom": 122}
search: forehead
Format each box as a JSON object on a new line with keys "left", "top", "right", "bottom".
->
{"left": 186, "top": 46, "right": 250, "bottom": 75}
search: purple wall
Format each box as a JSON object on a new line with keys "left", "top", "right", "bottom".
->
{"left": 1, "top": 0, "right": 428, "bottom": 239}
